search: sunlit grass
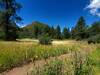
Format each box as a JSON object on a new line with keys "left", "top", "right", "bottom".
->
{"left": 0, "top": 39, "right": 99, "bottom": 74}
{"left": 0, "top": 40, "right": 79, "bottom": 72}
{"left": 89, "top": 46, "right": 100, "bottom": 75}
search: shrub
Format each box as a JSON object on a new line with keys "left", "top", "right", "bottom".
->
{"left": 88, "top": 34, "right": 100, "bottom": 44}
{"left": 39, "top": 34, "right": 52, "bottom": 45}
{"left": 88, "top": 37, "right": 95, "bottom": 44}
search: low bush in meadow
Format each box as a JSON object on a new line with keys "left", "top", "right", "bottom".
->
{"left": 39, "top": 34, "right": 52, "bottom": 45}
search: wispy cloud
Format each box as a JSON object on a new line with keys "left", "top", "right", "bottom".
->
{"left": 86, "top": 0, "right": 100, "bottom": 17}
{"left": 17, "top": 23, "right": 26, "bottom": 28}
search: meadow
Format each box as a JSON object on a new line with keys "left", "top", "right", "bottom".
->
{"left": 0, "top": 39, "right": 99, "bottom": 75}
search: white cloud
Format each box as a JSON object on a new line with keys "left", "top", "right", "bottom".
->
{"left": 17, "top": 23, "right": 26, "bottom": 28}
{"left": 86, "top": 0, "right": 100, "bottom": 17}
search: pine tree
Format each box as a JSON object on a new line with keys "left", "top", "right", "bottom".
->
{"left": 55, "top": 25, "right": 62, "bottom": 39}
{"left": 33, "top": 24, "right": 39, "bottom": 39}
{"left": 62, "top": 27, "right": 70, "bottom": 39}
{"left": 50, "top": 26, "right": 55, "bottom": 38}
{"left": 72, "top": 16, "right": 87, "bottom": 40}
{"left": 0, "top": 0, "right": 22, "bottom": 40}
{"left": 42, "top": 25, "right": 51, "bottom": 35}
{"left": 88, "top": 22, "right": 100, "bottom": 37}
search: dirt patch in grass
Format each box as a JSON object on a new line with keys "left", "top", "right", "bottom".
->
{"left": 1, "top": 54, "right": 71, "bottom": 75}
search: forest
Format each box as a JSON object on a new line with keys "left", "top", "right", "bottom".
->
{"left": 0, "top": 0, "right": 100, "bottom": 43}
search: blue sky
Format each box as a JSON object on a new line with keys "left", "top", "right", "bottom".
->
{"left": 17, "top": 0, "right": 100, "bottom": 28}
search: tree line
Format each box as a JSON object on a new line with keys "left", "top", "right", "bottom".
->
{"left": 0, "top": 0, "right": 100, "bottom": 43}
{"left": 22, "top": 16, "right": 99, "bottom": 41}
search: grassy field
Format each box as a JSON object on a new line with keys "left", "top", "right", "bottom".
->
{"left": 0, "top": 39, "right": 99, "bottom": 75}
{"left": 89, "top": 46, "right": 100, "bottom": 75}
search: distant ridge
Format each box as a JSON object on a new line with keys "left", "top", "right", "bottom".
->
{"left": 19, "top": 21, "right": 49, "bottom": 38}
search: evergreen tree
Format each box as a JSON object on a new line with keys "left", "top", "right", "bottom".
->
{"left": 33, "top": 22, "right": 51, "bottom": 39}
{"left": 88, "top": 22, "right": 100, "bottom": 37}
{"left": 50, "top": 26, "right": 55, "bottom": 38}
{"left": 62, "top": 27, "right": 70, "bottom": 39}
{"left": 0, "top": 0, "right": 22, "bottom": 40}
{"left": 42, "top": 25, "right": 51, "bottom": 35}
{"left": 33, "top": 24, "right": 39, "bottom": 39}
{"left": 55, "top": 25, "right": 62, "bottom": 39}
{"left": 72, "top": 16, "right": 87, "bottom": 40}
{"left": 71, "top": 27, "right": 76, "bottom": 39}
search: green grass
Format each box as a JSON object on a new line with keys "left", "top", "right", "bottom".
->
{"left": 0, "top": 41, "right": 79, "bottom": 72}
{"left": 89, "top": 46, "right": 100, "bottom": 75}
{"left": 31, "top": 51, "right": 93, "bottom": 75}
{"left": 0, "top": 40, "right": 99, "bottom": 74}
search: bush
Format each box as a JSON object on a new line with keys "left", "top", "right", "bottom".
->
{"left": 88, "top": 38, "right": 95, "bottom": 44}
{"left": 39, "top": 34, "right": 52, "bottom": 45}
{"left": 88, "top": 34, "right": 100, "bottom": 44}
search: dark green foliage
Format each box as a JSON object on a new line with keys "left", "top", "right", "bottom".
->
{"left": 18, "top": 16, "right": 100, "bottom": 42}
{"left": 71, "top": 16, "right": 87, "bottom": 40}
{"left": 71, "top": 27, "right": 75, "bottom": 39}
{"left": 62, "top": 27, "right": 70, "bottom": 39}
{"left": 39, "top": 34, "right": 52, "bottom": 45}
{"left": 0, "top": 8, "right": 99, "bottom": 42}
{"left": 50, "top": 26, "right": 55, "bottom": 38}
{"left": 71, "top": 18, "right": 100, "bottom": 43}
{"left": 5, "top": 22, "right": 19, "bottom": 41}
{"left": 54, "top": 25, "right": 62, "bottom": 39}
{"left": 88, "top": 22, "right": 100, "bottom": 37}
{"left": 20, "top": 23, "right": 63, "bottom": 40}
{"left": 18, "top": 28, "right": 33, "bottom": 38}
{"left": 33, "top": 23, "right": 40, "bottom": 38}
{"left": 19, "top": 21, "right": 51, "bottom": 39}
{"left": 96, "top": 35, "right": 100, "bottom": 43}
{"left": 87, "top": 22, "right": 100, "bottom": 44}
{"left": 18, "top": 19, "right": 100, "bottom": 43}
{"left": 88, "top": 34, "right": 100, "bottom": 44}
{"left": 0, "top": 0, "right": 22, "bottom": 41}
{"left": 42, "top": 25, "right": 51, "bottom": 35}
{"left": 0, "top": 28, "right": 5, "bottom": 39}
{"left": 34, "top": 22, "right": 51, "bottom": 39}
